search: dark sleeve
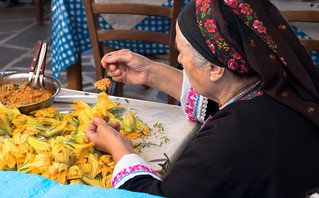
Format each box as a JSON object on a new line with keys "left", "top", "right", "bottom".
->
{"left": 117, "top": 113, "right": 252, "bottom": 198}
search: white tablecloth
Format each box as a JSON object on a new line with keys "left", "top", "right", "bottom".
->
{"left": 95, "top": 0, "right": 168, "bottom": 30}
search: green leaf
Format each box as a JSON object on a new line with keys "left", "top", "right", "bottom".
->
{"left": 108, "top": 107, "right": 126, "bottom": 119}
{"left": 246, "top": 15, "right": 253, "bottom": 21}
{"left": 201, "top": 12, "right": 206, "bottom": 19}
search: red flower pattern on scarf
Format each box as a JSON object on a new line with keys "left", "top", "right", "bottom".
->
{"left": 224, "top": 0, "right": 238, "bottom": 8}
{"left": 206, "top": 40, "right": 215, "bottom": 53}
{"left": 196, "top": 0, "right": 254, "bottom": 75}
{"left": 253, "top": 20, "right": 267, "bottom": 34}
{"left": 239, "top": 3, "right": 253, "bottom": 15}
{"left": 232, "top": 52, "right": 242, "bottom": 59}
{"left": 240, "top": 64, "right": 249, "bottom": 72}
{"left": 200, "top": 0, "right": 210, "bottom": 12}
{"left": 204, "top": 19, "right": 216, "bottom": 33}
{"left": 228, "top": 59, "right": 239, "bottom": 70}
{"left": 196, "top": 0, "right": 204, "bottom": 7}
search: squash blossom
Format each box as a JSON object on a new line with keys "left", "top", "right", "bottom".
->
{"left": 0, "top": 92, "right": 150, "bottom": 188}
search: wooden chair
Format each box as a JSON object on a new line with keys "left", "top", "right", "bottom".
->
{"left": 280, "top": 10, "right": 319, "bottom": 52}
{"left": 35, "top": 0, "right": 43, "bottom": 25}
{"left": 83, "top": 0, "right": 182, "bottom": 104}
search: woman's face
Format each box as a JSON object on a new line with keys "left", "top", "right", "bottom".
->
{"left": 176, "top": 25, "right": 211, "bottom": 96}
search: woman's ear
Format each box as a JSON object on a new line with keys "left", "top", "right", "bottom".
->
{"left": 209, "top": 64, "right": 225, "bottom": 82}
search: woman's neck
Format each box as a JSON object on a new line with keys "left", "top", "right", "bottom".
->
{"left": 218, "top": 74, "right": 261, "bottom": 106}
{"left": 219, "top": 80, "right": 261, "bottom": 109}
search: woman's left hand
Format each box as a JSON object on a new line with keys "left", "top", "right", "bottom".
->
{"left": 86, "top": 116, "right": 135, "bottom": 164}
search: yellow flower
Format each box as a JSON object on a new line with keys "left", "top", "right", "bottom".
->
{"left": 2, "top": 138, "right": 24, "bottom": 160}
{"left": 67, "top": 165, "right": 82, "bottom": 180}
{"left": 50, "top": 140, "right": 74, "bottom": 166}
{"left": 81, "top": 174, "right": 103, "bottom": 187}
{"left": 69, "top": 100, "right": 90, "bottom": 118}
{"left": 86, "top": 154, "right": 101, "bottom": 179}
{"left": 0, "top": 103, "right": 20, "bottom": 122}
{"left": 30, "top": 106, "right": 59, "bottom": 118}
{"left": 78, "top": 107, "right": 93, "bottom": 126}
{"left": 27, "top": 136, "right": 51, "bottom": 154}
{"left": 0, "top": 114, "right": 12, "bottom": 135}
{"left": 102, "top": 174, "right": 113, "bottom": 188}
{"left": 19, "top": 152, "right": 52, "bottom": 174}
{"left": 43, "top": 162, "right": 68, "bottom": 185}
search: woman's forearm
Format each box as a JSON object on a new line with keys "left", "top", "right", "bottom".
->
{"left": 147, "top": 62, "right": 183, "bottom": 101}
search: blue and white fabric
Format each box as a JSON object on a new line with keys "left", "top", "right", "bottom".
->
{"left": 51, "top": 0, "right": 191, "bottom": 79}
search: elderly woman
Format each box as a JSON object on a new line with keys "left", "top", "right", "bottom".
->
{"left": 86, "top": 0, "right": 319, "bottom": 197}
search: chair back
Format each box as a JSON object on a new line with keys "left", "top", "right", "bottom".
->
{"left": 280, "top": 10, "right": 319, "bottom": 52}
{"left": 83, "top": 0, "right": 182, "bottom": 104}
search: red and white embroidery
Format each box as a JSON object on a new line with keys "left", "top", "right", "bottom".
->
{"left": 181, "top": 71, "right": 208, "bottom": 123}
{"left": 112, "top": 164, "right": 159, "bottom": 188}
{"left": 184, "top": 86, "right": 198, "bottom": 121}
{"left": 111, "top": 154, "right": 162, "bottom": 188}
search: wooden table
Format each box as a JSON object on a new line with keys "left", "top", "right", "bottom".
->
{"left": 54, "top": 88, "right": 200, "bottom": 171}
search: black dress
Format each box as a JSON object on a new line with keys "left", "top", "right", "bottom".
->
{"left": 119, "top": 93, "right": 319, "bottom": 198}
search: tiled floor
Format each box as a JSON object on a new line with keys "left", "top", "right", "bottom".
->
{"left": 0, "top": 1, "right": 169, "bottom": 104}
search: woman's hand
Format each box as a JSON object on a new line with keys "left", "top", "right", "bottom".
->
{"left": 101, "top": 49, "right": 154, "bottom": 86}
{"left": 101, "top": 49, "right": 184, "bottom": 101}
{"left": 85, "top": 116, "right": 135, "bottom": 164}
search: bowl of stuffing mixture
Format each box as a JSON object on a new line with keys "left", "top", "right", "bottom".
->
{"left": 0, "top": 72, "right": 61, "bottom": 114}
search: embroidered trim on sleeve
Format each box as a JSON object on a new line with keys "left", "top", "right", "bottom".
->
{"left": 111, "top": 154, "right": 161, "bottom": 188}
{"left": 184, "top": 86, "right": 198, "bottom": 121}
{"left": 181, "top": 70, "right": 208, "bottom": 123}
{"left": 196, "top": 96, "right": 208, "bottom": 123}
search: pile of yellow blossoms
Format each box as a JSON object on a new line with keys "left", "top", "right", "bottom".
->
{"left": 0, "top": 92, "right": 150, "bottom": 188}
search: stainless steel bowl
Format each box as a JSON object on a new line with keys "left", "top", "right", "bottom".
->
{"left": 0, "top": 72, "right": 61, "bottom": 114}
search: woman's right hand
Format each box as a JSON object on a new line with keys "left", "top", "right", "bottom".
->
{"left": 101, "top": 49, "right": 154, "bottom": 86}
{"left": 85, "top": 116, "right": 135, "bottom": 164}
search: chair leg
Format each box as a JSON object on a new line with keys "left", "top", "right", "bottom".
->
{"left": 34, "top": 0, "right": 43, "bottom": 25}
{"left": 67, "top": 54, "right": 83, "bottom": 90}
{"left": 118, "top": 82, "right": 123, "bottom": 97}
{"left": 167, "top": 95, "right": 176, "bottom": 105}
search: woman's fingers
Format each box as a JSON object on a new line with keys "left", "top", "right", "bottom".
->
{"left": 103, "top": 116, "right": 110, "bottom": 123}
{"left": 104, "top": 116, "right": 120, "bottom": 131}
{"left": 107, "top": 65, "right": 122, "bottom": 77}
{"left": 85, "top": 122, "right": 98, "bottom": 142}
{"left": 109, "top": 122, "right": 121, "bottom": 132}
{"left": 101, "top": 50, "right": 131, "bottom": 68}
{"left": 86, "top": 120, "right": 97, "bottom": 132}
{"left": 93, "top": 116, "right": 107, "bottom": 126}
{"left": 85, "top": 117, "right": 135, "bottom": 163}
{"left": 86, "top": 117, "right": 105, "bottom": 139}
{"left": 86, "top": 117, "right": 120, "bottom": 141}
{"left": 105, "top": 64, "right": 118, "bottom": 73}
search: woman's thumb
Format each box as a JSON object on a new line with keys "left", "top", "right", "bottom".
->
{"left": 93, "top": 117, "right": 107, "bottom": 126}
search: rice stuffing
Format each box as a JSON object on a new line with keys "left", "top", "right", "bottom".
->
{"left": 0, "top": 82, "right": 52, "bottom": 106}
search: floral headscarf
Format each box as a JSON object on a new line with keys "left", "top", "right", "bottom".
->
{"left": 178, "top": 0, "right": 319, "bottom": 128}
